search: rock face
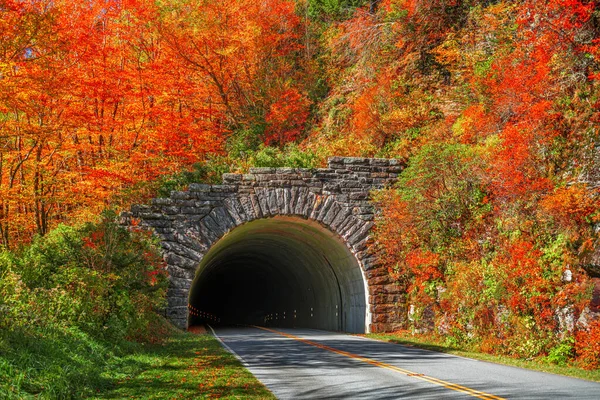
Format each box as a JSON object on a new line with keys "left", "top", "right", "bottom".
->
{"left": 124, "top": 157, "right": 405, "bottom": 332}
{"left": 578, "top": 145, "right": 600, "bottom": 278}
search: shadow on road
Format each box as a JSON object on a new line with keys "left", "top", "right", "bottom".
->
{"left": 214, "top": 326, "right": 600, "bottom": 400}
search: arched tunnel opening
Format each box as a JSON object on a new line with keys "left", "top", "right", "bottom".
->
{"left": 188, "top": 216, "right": 369, "bottom": 333}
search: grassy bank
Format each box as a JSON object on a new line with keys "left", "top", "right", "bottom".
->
{"left": 93, "top": 329, "right": 274, "bottom": 399}
{"left": 1, "top": 325, "right": 273, "bottom": 399}
{"left": 366, "top": 331, "right": 600, "bottom": 383}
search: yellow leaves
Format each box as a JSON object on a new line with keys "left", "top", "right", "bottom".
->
{"left": 432, "top": 34, "right": 461, "bottom": 68}
{"left": 540, "top": 185, "right": 599, "bottom": 228}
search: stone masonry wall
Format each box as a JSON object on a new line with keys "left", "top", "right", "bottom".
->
{"left": 124, "top": 157, "right": 406, "bottom": 332}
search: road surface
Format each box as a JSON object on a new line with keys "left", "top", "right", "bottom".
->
{"left": 211, "top": 326, "right": 600, "bottom": 399}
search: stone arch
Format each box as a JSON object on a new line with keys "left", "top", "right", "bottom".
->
{"left": 125, "top": 157, "right": 407, "bottom": 332}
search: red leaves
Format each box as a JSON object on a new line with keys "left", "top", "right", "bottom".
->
{"left": 575, "top": 319, "right": 600, "bottom": 369}
{"left": 496, "top": 239, "right": 546, "bottom": 314}
{"left": 405, "top": 249, "right": 442, "bottom": 299}
{"left": 265, "top": 88, "right": 310, "bottom": 145}
{"left": 1, "top": 0, "right": 309, "bottom": 246}
{"left": 490, "top": 124, "right": 553, "bottom": 200}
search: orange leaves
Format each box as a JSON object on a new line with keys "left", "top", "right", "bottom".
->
{"left": 350, "top": 85, "right": 382, "bottom": 143}
{"left": 455, "top": 104, "right": 487, "bottom": 144}
{"left": 405, "top": 248, "right": 442, "bottom": 294}
{"left": 158, "top": 0, "right": 308, "bottom": 146}
{"left": 1, "top": 0, "right": 311, "bottom": 246}
{"left": 541, "top": 185, "right": 599, "bottom": 228}
{"left": 265, "top": 88, "right": 310, "bottom": 145}
{"left": 0, "top": 0, "right": 219, "bottom": 246}
{"left": 575, "top": 319, "right": 600, "bottom": 369}
{"left": 494, "top": 239, "right": 546, "bottom": 314}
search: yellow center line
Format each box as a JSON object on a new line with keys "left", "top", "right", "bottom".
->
{"left": 253, "top": 326, "right": 505, "bottom": 400}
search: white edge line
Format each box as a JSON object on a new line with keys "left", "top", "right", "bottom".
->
{"left": 207, "top": 324, "right": 250, "bottom": 368}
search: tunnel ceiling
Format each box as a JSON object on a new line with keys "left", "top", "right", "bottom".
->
{"left": 189, "top": 217, "right": 367, "bottom": 333}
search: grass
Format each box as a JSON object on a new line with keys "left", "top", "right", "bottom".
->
{"left": 93, "top": 329, "right": 275, "bottom": 400}
{"left": 0, "top": 324, "right": 135, "bottom": 399}
{"left": 0, "top": 323, "right": 274, "bottom": 399}
{"left": 366, "top": 331, "right": 600, "bottom": 383}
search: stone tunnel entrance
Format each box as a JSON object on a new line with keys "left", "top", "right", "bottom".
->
{"left": 126, "top": 157, "right": 407, "bottom": 333}
{"left": 188, "top": 217, "right": 368, "bottom": 333}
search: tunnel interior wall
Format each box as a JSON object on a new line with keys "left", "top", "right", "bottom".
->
{"left": 189, "top": 217, "right": 367, "bottom": 333}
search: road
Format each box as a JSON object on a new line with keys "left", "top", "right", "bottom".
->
{"left": 211, "top": 326, "right": 600, "bottom": 399}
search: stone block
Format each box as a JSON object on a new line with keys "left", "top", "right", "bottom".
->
{"left": 223, "top": 197, "right": 247, "bottom": 225}
{"left": 188, "top": 184, "right": 211, "bottom": 192}
{"left": 168, "top": 277, "right": 192, "bottom": 290}
{"left": 222, "top": 173, "right": 242, "bottom": 182}
{"left": 249, "top": 167, "right": 275, "bottom": 174}
{"left": 268, "top": 189, "right": 280, "bottom": 214}
{"left": 211, "top": 184, "right": 237, "bottom": 193}
{"left": 165, "top": 253, "right": 197, "bottom": 270}
{"left": 249, "top": 193, "right": 263, "bottom": 219}
{"left": 166, "top": 306, "right": 188, "bottom": 319}
{"left": 151, "top": 197, "right": 173, "bottom": 206}
{"left": 276, "top": 167, "right": 296, "bottom": 174}
{"left": 255, "top": 188, "right": 272, "bottom": 217}
{"left": 168, "top": 296, "right": 188, "bottom": 308}
{"left": 322, "top": 202, "right": 342, "bottom": 226}
{"left": 343, "top": 157, "right": 369, "bottom": 165}
{"left": 369, "top": 158, "right": 390, "bottom": 166}
{"left": 368, "top": 275, "right": 393, "bottom": 286}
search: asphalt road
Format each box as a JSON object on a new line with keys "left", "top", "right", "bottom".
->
{"left": 212, "top": 326, "right": 600, "bottom": 399}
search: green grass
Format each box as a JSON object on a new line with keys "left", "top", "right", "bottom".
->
{"left": 0, "top": 324, "right": 134, "bottom": 399}
{"left": 0, "top": 324, "right": 274, "bottom": 399}
{"left": 93, "top": 330, "right": 275, "bottom": 399}
{"left": 366, "top": 332, "right": 600, "bottom": 383}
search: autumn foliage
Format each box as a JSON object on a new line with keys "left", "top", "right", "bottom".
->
{"left": 2, "top": 0, "right": 600, "bottom": 369}
{"left": 0, "top": 0, "right": 312, "bottom": 247}
{"left": 360, "top": 0, "right": 600, "bottom": 367}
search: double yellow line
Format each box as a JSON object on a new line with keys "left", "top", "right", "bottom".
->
{"left": 254, "top": 326, "right": 504, "bottom": 400}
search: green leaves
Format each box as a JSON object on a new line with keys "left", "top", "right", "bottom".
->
{"left": 0, "top": 210, "right": 167, "bottom": 341}
{"left": 397, "top": 142, "right": 488, "bottom": 246}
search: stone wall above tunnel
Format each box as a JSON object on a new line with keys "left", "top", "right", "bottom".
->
{"left": 123, "top": 157, "right": 407, "bottom": 332}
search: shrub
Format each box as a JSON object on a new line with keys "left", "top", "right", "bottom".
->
{"left": 0, "top": 210, "right": 169, "bottom": 398}
{"left": 546, "top": 337, "right": 575, "bottom": 366}
{"left": 575, "top": 320, "right": 600, "bottom": 370}
{"left": 0, "top": 209, "right": 168, "bottom": 341}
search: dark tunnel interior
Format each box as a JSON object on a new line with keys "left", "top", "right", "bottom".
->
{"left": 188, "top": 216, "right": 368, "bottom": 333}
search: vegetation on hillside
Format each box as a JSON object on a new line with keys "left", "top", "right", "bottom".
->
{"left": 0, "top": 212, "right": 169, "bottom": 397}
{"left": 358, "top": 1, "right": 600, "bottom": 369}
{"left": 1, "top": 0, "right": 599, "bottom": 391}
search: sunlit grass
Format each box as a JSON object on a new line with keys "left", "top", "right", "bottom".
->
{"left": 1, "top": 325, "right": 273, "bottom": 399}
{"left": 92, "top": 330, "right": 275, "bottom": 399}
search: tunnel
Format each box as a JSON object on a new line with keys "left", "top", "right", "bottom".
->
{"left": 188, "top": 216, "right": 369, "bottom": 333}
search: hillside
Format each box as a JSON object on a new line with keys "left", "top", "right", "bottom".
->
{"left": 1, "top": 0, "right": 600, "bottom": 395}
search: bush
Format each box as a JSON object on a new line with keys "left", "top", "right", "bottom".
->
{"left": 575, "top": 320, "right": 600, "bottom": 370}
{"left": 0, "top": 210, "right": 167, "bottom": 340}
{"left": 0, "top": 211, "right": 169, "bottom": 397}
{"left": 546, "top": 337, "right": 575, "bottom": 366}
{"left": 251, "top": 143, "right": 319, "bottom": 169}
